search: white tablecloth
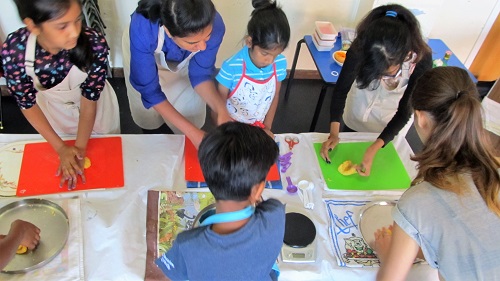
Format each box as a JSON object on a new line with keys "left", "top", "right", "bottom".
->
{"left": 0, "top": 133, "right": 439, "bottom": 281}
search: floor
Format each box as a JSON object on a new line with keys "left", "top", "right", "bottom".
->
{"left": 3, "top": 76, "right": 486, "bottom": 153}
{"left": 0, "top": 78, "right": 334, "bottom": 135}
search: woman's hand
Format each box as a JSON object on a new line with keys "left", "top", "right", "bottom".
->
{"left": 321, "top": 122, "right": 341, "bottom": 163}
{"left": 373, "top": 225, "right": 393, "bottom": 263}
{"left": 375, "top": 223, "right": 420, "bottom": 281}
{"left": 357, "top": 147, "right": 376, "bottom": 176}
{"left": 263, "top": 128, "right": 275, "bottom": 140}
{"left": 357, "top": 139, "right": 384, "bottom": 176}
{"left": 55, "top": 144, "right": 86, "bottom": 189}
{"left": 321, "top": 135, "right": 340, "bottom": 164}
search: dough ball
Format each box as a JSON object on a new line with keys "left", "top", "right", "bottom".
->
{"left": 338, "top": 160, "right": 357, "bottom": 176}
{"left": 84, "top": 157, "right": 91, "bottom": 169}
{"left": 16, "top": 245, "right": 28, "bottom": 254}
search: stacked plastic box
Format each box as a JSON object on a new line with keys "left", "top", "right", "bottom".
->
{"left": 312, "top": 21, "right": 337, "bottom": 51}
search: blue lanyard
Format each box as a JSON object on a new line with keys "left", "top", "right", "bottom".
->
{"left": 200, "top": 205, "right": 255, "bottom": 226}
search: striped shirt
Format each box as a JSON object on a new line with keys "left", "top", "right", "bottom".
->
{"left": 216, "top": 45, "right": 287, "bottom": 92}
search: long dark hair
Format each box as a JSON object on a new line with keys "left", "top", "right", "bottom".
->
{"left": 352, "top": 4, "right": 431, "bottom": 89}
{"left": 136, "top": 0, "right": 215, "bottom": 38}
{"left": 14, "top": 0, "right": 93, "bottom": 72}
{"left": 247, "top": 0, "right": 290, "bottom": 50}
{"left": 411, "top": 67, "right": 500, "bottom": 216}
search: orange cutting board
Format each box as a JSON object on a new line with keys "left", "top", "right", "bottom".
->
{"left": 184, "top": 138, "right": 280, "bottom": 182}
{"left": 16, "top": 137, "right": 124, "bottom": 196}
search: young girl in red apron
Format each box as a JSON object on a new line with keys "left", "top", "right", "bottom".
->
{"left": 1, "top": 0, "right": 120, "bottom": 189}
{"left": 215, "top": 0, "right": 290, "bottom": 139}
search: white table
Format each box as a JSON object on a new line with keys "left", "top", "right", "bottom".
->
{"left": 0, "top": 133, "right": 439, "bottom": 281}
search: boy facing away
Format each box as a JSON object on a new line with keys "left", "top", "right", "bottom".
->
{"left": 156, "top": 122, "right": 285, "bottom": 281}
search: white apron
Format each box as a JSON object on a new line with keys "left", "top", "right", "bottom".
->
{"left": 122, "top": 26, "right": 205, "bottom": 133}
{"left": 227, "top": 61, "right": 277, "bottom": 128}
{"left": 343, "top": 53, "right": 417, "bottom": 137}
{"left": 24, "top": 33, "right": 120, "bottom": 135}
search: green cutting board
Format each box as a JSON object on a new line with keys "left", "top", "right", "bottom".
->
{"left": 313, "top": 142, "right": 411, "bottom": 190}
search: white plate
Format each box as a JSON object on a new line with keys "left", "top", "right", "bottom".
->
{"left": 0, "top": 142, "right": 27, "bottom": 197}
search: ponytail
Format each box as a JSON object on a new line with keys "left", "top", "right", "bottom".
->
{"left": 248, "top": 0, "right": 290, "bottom": 50}
{"left": 411, "top": 67, "right": 500, "bottom": 216}
{"left": 136, "top": 0, "right": 162, "bottom": 22}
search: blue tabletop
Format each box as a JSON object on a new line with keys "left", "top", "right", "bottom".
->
{"left": 304, "top": 35, "right": 342, "bottom": 84}
{"left": 303, "top": 35, "right": 477, "bottom": 84}
{"left": 427, "top": 39, "right": 477, "bottom": 83}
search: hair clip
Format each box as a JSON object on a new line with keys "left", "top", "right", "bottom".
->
{"left": 386, "top": 11, "right": 398, "bottom": 17}
{"left": 455, "top": 91, "right": 464, "bottom": 100}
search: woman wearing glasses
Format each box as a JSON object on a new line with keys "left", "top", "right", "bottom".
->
{"left": 320, "top": 4, "right": 432, "bottom": 176}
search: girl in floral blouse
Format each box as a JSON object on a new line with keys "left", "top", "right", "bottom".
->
{"left": 2, "top": 0, "right": 120, "bottom": 189}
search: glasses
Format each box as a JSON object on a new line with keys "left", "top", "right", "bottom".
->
{"left": 381, "top": 66, "right": 402, "bottom": 80}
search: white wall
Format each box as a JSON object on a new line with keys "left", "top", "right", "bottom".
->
{"left": 1, "top": 0, "right": 498, "bottom": 71}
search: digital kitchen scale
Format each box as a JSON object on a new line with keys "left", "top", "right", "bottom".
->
{"left": 281, "top": 212, "right": 317, "bottom": 263}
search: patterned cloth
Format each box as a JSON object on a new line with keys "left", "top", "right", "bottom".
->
{"left": 1, "top": 27, "right": 109, "bottom": 109}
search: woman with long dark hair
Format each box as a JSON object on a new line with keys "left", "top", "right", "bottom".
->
{"left": 1, "top": 0, "right": 120, "bottom": 189}
{"left": 123, "top": 0, "right": 231, "bottom": 148}
{"left": 320, "top": 4, "right": 432, "bottom": 176}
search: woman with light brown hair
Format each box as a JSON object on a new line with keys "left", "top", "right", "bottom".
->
{"left": 375, "top": 66, "right": 500, "bottom": 281}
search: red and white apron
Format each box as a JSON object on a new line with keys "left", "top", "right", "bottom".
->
{"left": 227, "top": 61, "right": 277, "bottom": 128}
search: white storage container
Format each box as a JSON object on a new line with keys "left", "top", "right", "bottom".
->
{"left": 315, "top": 21, "right": 337, "bottom": 41}
{"left": 311, "top": 32, "right": 333, "bottom": 52}
{"left": 313, "top": 30, "right": 335, "bottom": 47}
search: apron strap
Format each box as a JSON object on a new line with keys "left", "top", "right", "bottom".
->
{"left": 155, "top": 26, "right": 199, "bottom": 72}
{"left": 25, "top": 33, "right": 47, "bottom": 91}
{"left": 156, "top": 26, "right": 165, "bottom": 53}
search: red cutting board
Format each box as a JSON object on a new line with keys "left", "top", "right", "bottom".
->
{"left": 184, "top": 138, "right": 280, "bottom": 182}
{"left": 16, "top": 137, "right": 124, "bottom": 196}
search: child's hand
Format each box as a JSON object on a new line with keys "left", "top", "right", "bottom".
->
{"left": 191, "top": 129, "right": 207, "bottom": 150}
{"left": 263, "top": 128, "right": 275, "bottom": 140}
{"left": 373, "top": 225, "right": 393, "bottom": 263}
{"left": 216, "top": 110, "right": 233, "bottom": 126}
{"left": 56, "top": 145, "right": 86, "bottom": 190}
{"left": 10, "top": 220, "right": 41, "bottom": 250}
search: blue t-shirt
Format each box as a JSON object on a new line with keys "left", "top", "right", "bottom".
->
{"left": 156, "top": 199, "right": 285, "bottom": 281}
{"left": 216, "top": 45, "right": 287, "bottom": 92}
{"left": 128, "top": 11, "right": 225, "bottom": 109}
